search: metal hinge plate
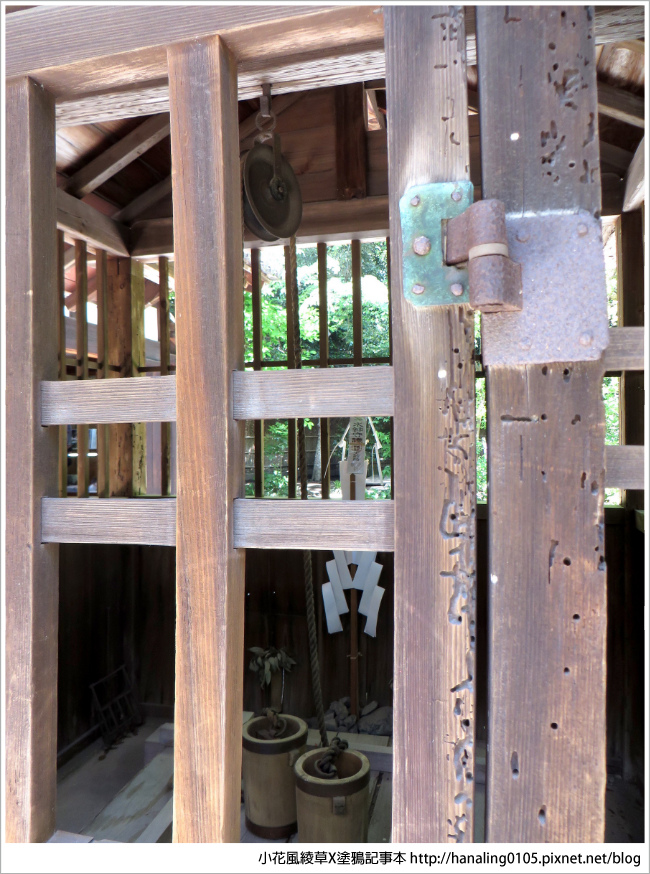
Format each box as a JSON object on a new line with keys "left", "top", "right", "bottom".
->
{"left": 481, "top": 211, "right": 609, "bottom": 366}
{"left": 399, "top": 181, "right": 474, "bottom": 307}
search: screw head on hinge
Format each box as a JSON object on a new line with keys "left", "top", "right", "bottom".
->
{"left": 412, "top": 283, "right": 425, "bottom": 295}
{"left": 410, "top": 195, "right": 421, "bottom": 207}
{"left": 413, "top": 235, "right": 432, "bottom": 256}
{"left": 450, "top": 283, "right": 464, "bottom": 297}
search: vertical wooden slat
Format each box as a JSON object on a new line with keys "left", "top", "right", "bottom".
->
{"left": 5, "top": 75, "right": 58, "bottom": 843}
{"left": 478, "top": 6, "right": 606, "bottom": 842}
{"left": 131, "top": 260, "right": 147, "bottom": 495}
{"left": 168, "top": 34, "right": 245, "bottom": 843}
{"left": 96, "top": 249, "right": 110, "bottom": 498}
{"left": 158, "top": 256, "right": 172, "bottom": 497}
{"left": 386, "top": 237, "right": 394, "bottom": 501}
{"left": 334, "top": 82, "right": 367, "bottom": 200}
{"left": 107, "top": 257, "right": 133, "bottom": 496}
{"left": 158, "top": 255, "right": 172, "bottom": 496}
{"left": 57, "top": 230, "right": 68, "bottom": 497}
{"left": 251, "top": 248, "right": 264, "bottom": 498}
{"left": 285, "top": 244, "right": 297, "bottom": 499}
{"left": 618, "top": 210, "right": 644, "bottom": 783}
{"left": 318, "top": 242, "right": 330, "bottom": 499}
{"left": 75, "top": 240, "right": 89, "bottom": 497}
{"left": 385, "top": 6, "right": 476, "bottom": 842}
{"left": 351, "top": 239, "right": 363, "bottom": 367}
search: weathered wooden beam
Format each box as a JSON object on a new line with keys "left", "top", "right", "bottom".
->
{"left": 74, "top": 240, "right": 89, "bottom": 498}
{"left": 57, "top": 231, "right": 68, "bottom": 497}
{"left": 56, "top": 188, "right": 130, "bottom": 256}
{"left": 66, "top": 115, "right": 170, "bottom": 198}
{"left": 605, "top": 325, "right": 644, "bottom": 370}
{"left": 285, "top": 245, "right": 297, "bottom": 500}
{"left": 335, "top": 83, "right": 367, "bottom": 199}
{"left": 5, "top": 75, "right": 59, "bottom": 844}
{"left": 605, "top": 445, "right": 645, "bottom": 490}
{"left": 41, "top": 497, "right": 176, "bottom": 545}
{"left": 598, "top": 81, "right": 644, "bottom": 128}
{"left": 478, "top": 6, "right": 607, "bottom": 843}
{"left": 41, "top": 376, "right": 177, "bottom": 425}
{"left": 130, "top": 260, "right": 147, "bottom": 495}
{"left": 386, "top": 5, "right": 476, "bottom": 843}
{"left": 95, "top": 249, "right": 110, "bottom": 498}
{"left": 168, "top": 34, "right": 245, "bottom": 843}
{"left": 106, "top": 258, "right": 135, "bottom": 496}
{"left": 250, "top": 248, "right": 264, "bottom": 498}
{"left": 623, "top": 136, "right": 644, "bottom": 212}
{"left": 318, "top": 242, "right": 330, "bottom": 499}
{"left": 158, "top": 256, "right": 172, "bottom": 496}
{"left": 113, "top": 176, "right": 173, "bottom": 224}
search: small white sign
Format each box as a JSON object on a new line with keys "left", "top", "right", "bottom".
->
{"left": 322, "top": 583, "right": 344, "bottom": 634}
{"left": 363, "top": 586, "right": 385, "bottom": 637}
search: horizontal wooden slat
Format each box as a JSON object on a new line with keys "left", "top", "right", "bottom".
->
{"left": 41, "top": 498, "right": 176, "bottom": 545}
{"left": 41, "top": 375, "right": 176, "bottom": 424}
{"left": 233, "top": 366, "right": 394, "bottom": 419}
{"left": 605, "top": 445, "right": 645, "bottom": 490}
{"left": 233, "top": 499, "right": 395, "bottom": 550}
{"left": 605, "top": 326, "right": 645, "bottom": 371}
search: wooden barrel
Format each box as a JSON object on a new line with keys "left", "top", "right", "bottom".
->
{"left": 242, "top": 714, "right": 308, "bottom": 839}
{"left": 294, "top": 748, "right": 370, "bottom": 843}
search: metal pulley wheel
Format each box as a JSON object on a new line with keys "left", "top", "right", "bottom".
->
{"left": 242, "top": 133, "right": 302, "bottom": 242}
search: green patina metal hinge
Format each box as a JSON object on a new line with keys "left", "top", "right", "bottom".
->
{"left": 399, "top": 180, "right": 473, "bottom": 307}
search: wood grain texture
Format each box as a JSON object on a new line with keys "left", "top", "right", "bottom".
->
{"left": 168, "top": 34, "right": 245, "bottom": 843}
{"left": 597, "top": 80, "right": 644, "bottom": 128}
{"left": 604, "top": 445, "right": 645, "bottom": 489}
{"left": 5, "top": 76, "right": 59, "bottom": 843}
{"left": 56, "top": 188, "right": 129, "bottom": 256}
{"left": 478, "top": 6, "right": 607, "bottom": 843}
{"left": 623, "top": 136, "right": 644, "bottom": 212}
{"left": 233, "top": 499, "right": 394, "bottom": 551}
{"left": 158, "top": 257, "right": 172, "bottom": 496}
{"left": 75, "top": 240, "right": 89, "bottom": 498}
{"left": 605, "top": 326, "right": 644, "bottom": 371}
{"left": 66, "top": 114, "right": 170, "bottom": 198}
{"left": 335, "top": 84, "right": 367, "bottom": 199}
{"left": 95, "top": 250, "right": 110, "bottom": 497}
{"left": 42, "top": 498, "right": 175, "bottom": 545}
{"left": 251, "top": 249, "right": 264, "bottom": 498}
{"left": 385, "top": 6, "right": 476, "bottom": 843}
{"left": 130, "top": 260, "right": 147, "bottom": 495}
{"left": 233, "top": 366, "right": 394, "bottom": 420}
{"left": 318, "top": 242, "right": 330, "bottom": 498}
{"left": 41, "top": 375, "right": 176, "bottom": 424}
{"left": 57, "top": 230, "right": 68, "bottom": 497}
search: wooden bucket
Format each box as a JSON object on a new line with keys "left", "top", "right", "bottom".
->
{"left": 242, "top": 714, "right": 308, "bottom": 839}
{"left": 294, "top": 748, "right": 370, "bottom": 843}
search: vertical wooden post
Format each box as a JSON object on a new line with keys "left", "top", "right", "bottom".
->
{"left": 318, "top": 242, "right": 330, "bottom": 499}
{"left": 5, "top": 75, "right": 58, "bottom": 843}
{"left": 385, "top": 6, "right": 476, "bottom": 842}
{"left": 618, "top": 210, "right": 644, "bottom": 783}
{"left": 349, "top": 239, "right": 363, "bottom": 716}
{"left": 285, "top": 244, "right": 297, "bottom": 498}
{"left": 131, "top": 260, "right": 147, "bottom": 495}
{"left": 168, "top": 34, "right": 245, "bottom": 843}
{"left": 158, "top": 255, "right": 172, "bottom": 496}
{"left": 57, "top": 230, "right": 68, "bottom": 497}
{"left": 251, "top": 248, "right": 265, "bottom": 498}
{"left": 107, "top": 258, "right": 134, "bottom": 496}
{"left": 335, "top": 82, "right": 367, "bottom": 200}
{"left": 478, "top": 6, "right": 607, "bottom": 842}
{"left": 75, "top": 240, "right": 89, "bottom": 497}
{"left": 96, "top": 249, "right": 110, "bottom": 498}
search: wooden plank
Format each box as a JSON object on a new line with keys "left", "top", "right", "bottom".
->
{"left": 251, "top": 248, "right": 264, "bottom": 498}
{"left": 41, "top": 375, "right": 176, "bottom": 425}
{"left": 605, "top": 326, "right": 645, "bottom": 371}
{"left": 335, "top": 83, "right": 367, "bottom": 199}
{"left": 41, "top": 497, "right": 176, "bottom": 545}
{"left": 56, "top": 188, "right": 130, "bottom": 256}
{"left": 234, "top": 499, "right": 394, "bottom": 551}
{"left": 113, "top": 176, "right": 173, "bottom": 224}
{"left": 135, "top": 798, "right": 173, "bottom": 844}
{"left": 385, "top": 6, "right": 476, "bottom": 843}
{"left": 233, "top": 366, "right": 394, "bottom": 420}
{"left": 605, "top": 445, "right": 645, "bottom": 490}
{"left": 318, "top": 242, "right": 330, "bottom": 499}
{"left": 351, "top": 240, "right": 363, "bottom": 365}
{"left": 106, "top": 258, "right": 134, "bottom": 496}
{"left": 131, "top": 260, "right": 147, "bottom": 495}
{"left": 5, "top": 76, "right": 59, "bottom": 843}
{"left": 598, "top": 81, "right": 644, "bottom": 128}
{"left": 74, "top": 240, "right": 89, "bottom": 498}
{"left": 168, "top": 34, "right": 245, "bottom": 843}
{"left": 57, "top": 230, "right": 68, "bottom": 497}
{"left": 285, "top": 245, "right": 297, "bottom": 500}
{"left": 623, "top": 136, "right": 644, "bottom": 212}
{"left": 95, "top": 250, "right": 109, "bottom": 498}
{"left": 478, "top": 6, "right": 607, "bottom": 843}
{"left": 66, "top": 115, "right": 170, "bottom": 198}
{"left": 158, "top": 257, "right": 172, "bottom": 496}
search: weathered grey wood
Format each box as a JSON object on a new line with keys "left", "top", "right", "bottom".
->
{"left": 5, "top": 76, "right": 59, "bottom": 843}
{"left": 41, "top": 497, "right": 176, "bottom": 545}
{"left": 233, "top": 366, "right": 394, "bottom": 419}
{"left": 113, "top": 176, "right": 173, "bottom": 224}
{"left": 233, "top": 499, "right": 394, "bottom": 550}
{"left": 605, "top": 326, "right": 644, "bottom": 371}
{"left": 75, "top": 240, "right": 89, "bottom": 498}
{"left": 168, "top": 34, "right": 245, "bottom": 843}
{"left": 130, "top": 260, "right": 147, "bottom": 495}
{"left": 56, "top": 188, "right": 130, "bottom": 256}
{"left": 598, "top": 80, "right": 644, "bottom": 128}
{"left": 623, "top": 136, "right": 644, "bottom": 212}
{"left": 158, "top": 257, "right": 172, "bottom": 496}
{"left": 250, "top": 248, "right": 264, "bottom": 498}
{"left": 605, "top": 445, "right": 645, "bottom": 490}
{"left": 478, "top": 6, "right": 607, "bottom": 843}
{"left": 41, "top": 375, "right": 176, "bottom": 424}
{"left": 66, "top": 114, "right": 170, "bottom": 198}
{"left": 385, "top": 6, "right": 476, "bottom": 843}
{"left": 106, "top": 258, "right": 134, "bottom": 497}
{"left": 57, "top": 230, "right": 68, "bottom": 497}
{"left": 95, "top": 249, "right": 110, "bottom": 498}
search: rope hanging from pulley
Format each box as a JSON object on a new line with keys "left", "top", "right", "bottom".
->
{"left": 241, "top": 84, "right": 302, "bottom": 242}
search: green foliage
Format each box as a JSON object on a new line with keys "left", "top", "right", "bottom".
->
{"left": 248, "top": 646, "right": 296, "bottom": 689}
